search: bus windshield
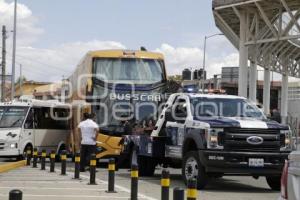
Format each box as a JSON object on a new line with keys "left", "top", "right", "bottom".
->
{"left": 93, "top": 58, "right": 165, "bottom": 84}
{"left": 0, "top": 106, "right": 29, "bottom": 128}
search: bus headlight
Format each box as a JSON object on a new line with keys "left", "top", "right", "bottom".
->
{"left": 206, "top": 128, "right": 224, "bottom": 149}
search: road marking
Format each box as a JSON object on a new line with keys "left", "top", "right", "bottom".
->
{"left": 0, "top": 193, "right": 130, "bottom": 199}
{"left": 79, "top": 173, "right": 158, "bottom": 200}
{"left": 0, "top": 180, "right": 89, "bottom": 183}
{"left": 0, "top": 186, "right": 107, "bottom": 191}
{"left": 52, "top": 166, "right": 158, "bottom": 200}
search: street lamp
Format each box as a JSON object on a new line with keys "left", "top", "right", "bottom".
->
{"left": 201, "top": 33, "right": 224, "bottom": 92}
{"left": 11, "top": 0, "right": 17, "bottom": 100}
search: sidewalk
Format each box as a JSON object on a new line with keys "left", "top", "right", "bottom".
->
{"left": 0, "top": 164, "right": 152, "bottom": 200}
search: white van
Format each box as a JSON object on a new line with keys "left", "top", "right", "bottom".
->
{"left": 0, "top": 97, "right": 70, "bottom": 159}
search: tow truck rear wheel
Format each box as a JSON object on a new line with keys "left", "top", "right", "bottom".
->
{"left": 182, "top": 151, "right": 208, "bottom": 189}
{"left": 266, "top": 176, "right": 281, "bottom": 191}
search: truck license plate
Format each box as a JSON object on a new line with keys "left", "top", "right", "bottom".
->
{"left": 248, "top": 158, "right": 264, "bottom": 167}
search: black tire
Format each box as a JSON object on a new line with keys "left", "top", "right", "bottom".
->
{"left": 266, "top": 176, "right": 281, "bottom": 191}
{"left": 17, "top": 144, "right": 33, "bottom": 161}
{"left": 138, "top": 156, "right": 156, "bottom": 177}
{"left": 182, "top": 151, "right": 208, "bottom": 190}
{"left": 55, "top": 145, "right": 65, "bottom": 162}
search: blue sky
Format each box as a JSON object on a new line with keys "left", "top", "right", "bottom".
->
{"left": 18, "top": 0, "right": 217, "bottom": 49}
{"left": 1, "top": 0, "right": 238, "bottom": 81}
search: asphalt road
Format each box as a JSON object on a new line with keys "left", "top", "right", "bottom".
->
{"left": 111, "top": 168, "right": 280, "bottom": 200}
{"left": 0, "top": 158, "right": 280, "bottom": 200}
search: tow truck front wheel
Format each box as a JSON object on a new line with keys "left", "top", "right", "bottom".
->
{"left": 182, "top": 151, "right": 208, "bottom": 189}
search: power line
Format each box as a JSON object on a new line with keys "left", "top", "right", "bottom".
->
{"left": 9, "top": 52, "right": 71, "bottom": 76}
{"left": 6, "top": 54, "right": 65, "bottom": 77}
{"left": 12, "top": 53, "right": 72, "bottom": 73}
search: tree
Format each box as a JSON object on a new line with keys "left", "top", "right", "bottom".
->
{"left": 15, "top": 76, "right": 27, "bottom": 85}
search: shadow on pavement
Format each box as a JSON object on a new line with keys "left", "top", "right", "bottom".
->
{"left": 116, "top": 169, "right": 278, "bottom": 194}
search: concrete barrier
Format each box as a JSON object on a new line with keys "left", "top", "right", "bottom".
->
{"left": 0, "top": 160, "right": 26, "bottom": 173}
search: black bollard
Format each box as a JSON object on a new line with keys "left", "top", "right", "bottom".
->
{"left": 89, "top": 154, "right": 97, "bottom": 185}
{"left": 26, "top": 149, "right": 31, "bottom": 166}
{"left": 41, "top": 149, "right": 46, "bottom": 170}
{"left": 61, "top": 150, "right": 67, "bottom": 175}
{"left": 9, "top": 189, "right": 22, "bottom": 200}
{"left": 161, "top": 169, "right": 170, "bottom": 200}
{"left": 173, "top": 187, "right": 184, "bottom": 200}
{"left": 106, "top": 158, "right": 116, "bottom": 193}
{"left": 32, "top": 148, "right": 38, "bottom": 168}
{"left": 187, "top": 179, "right": 197, "bottom": 200}
{"left": 50, "top": 150, "right": 55, "bottom": 173}
{"left": 74, "top": 152, "right": 80, "bottom": 179}
{"left": 130, "top": 164, "right": 139, "bottom": 200}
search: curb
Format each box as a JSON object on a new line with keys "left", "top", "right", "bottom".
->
{"left": 0, "top": 160, "right": 26, "bottom": 173}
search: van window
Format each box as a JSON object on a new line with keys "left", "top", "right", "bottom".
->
{"left": 24, "top": 108, "right": 33, "bottom": 129}
{"left": 34, "top": 107, "right": 69, "bottom": 130}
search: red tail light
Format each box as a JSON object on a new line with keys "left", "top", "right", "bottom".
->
{"left": 281, "top": 160, "right": 289, "bottom": 199}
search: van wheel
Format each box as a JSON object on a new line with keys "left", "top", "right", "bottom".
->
{"left": 17, "top": 144, "right": 33, "bottom": 161}
{"left": 182, "top": 151, "right": 208, "bottom": 190}
{"left": 138, "top": 156, "right": 156, "bottom": 177}
{"left": 55, "top": 145, "right": 66, "bottom": 162}
{"left": 266, "top": 176, "right": 281, "bottom": 191}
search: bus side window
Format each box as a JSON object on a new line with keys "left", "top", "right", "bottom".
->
{"left": 24, "top": 108, "right": 33, "bottom": 129}
{"left": 54, "top": 108, "right": 70, "bottom": 130}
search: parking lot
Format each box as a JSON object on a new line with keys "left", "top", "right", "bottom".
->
{"left": 0, "top": 158, "right": 280, "bottom": 200}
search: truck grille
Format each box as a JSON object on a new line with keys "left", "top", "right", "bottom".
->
{"left": 221, "top": 128, "right": 284, "bottom": 152}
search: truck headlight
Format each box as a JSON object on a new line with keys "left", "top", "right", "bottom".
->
{"left": 280, "top": 130, "right": 293, "bottom": 151}
{"left": 206, "top": 128, "right": 224, "bottom": 149}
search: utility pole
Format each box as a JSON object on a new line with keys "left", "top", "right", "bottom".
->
{"left": 11, "top": 0, "right": 17, "bottom": 100}
{"left": 1, "top": 25, "right": 7, "bottom": 102}
{"left": 19, "top": 64, "right": 22, "bottom": 96}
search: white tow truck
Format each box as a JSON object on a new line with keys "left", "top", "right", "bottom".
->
{"left": 122, "top": 93, "right": 294, "bottom": 190}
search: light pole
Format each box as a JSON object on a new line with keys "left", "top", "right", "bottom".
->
{"left": 11, "top": 0, "right": 17, "bottom": 100}
{"left": 201, "top": 33, "right": 224, "bottom": 92}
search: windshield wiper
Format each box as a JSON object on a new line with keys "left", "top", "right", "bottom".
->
{"left": 9, "top": 118, "right": 23, "bottom": 127}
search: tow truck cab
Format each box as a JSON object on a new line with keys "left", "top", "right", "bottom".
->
{"left": 130, "top": 93, "right": 293, "bottom": 190}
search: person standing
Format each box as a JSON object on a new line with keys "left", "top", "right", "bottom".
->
{"left": 78, "top": 113, "right": 99, "bottom": 172}
{"left": 270, "top": 108, "right": 281, "bottom": 123}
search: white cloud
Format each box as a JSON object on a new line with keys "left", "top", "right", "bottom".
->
{"left": 155, "top": 43, "right": 239, "bottom": 78}
{"left": 15, "top": 40, "right": 126, "bottom": 82}
{"left": 0, "top": 0, "right": 43, "bottom": 45}
{"left": 16, "top": 42, "right": 239, "bottom": 82}
{"left": 155, "top": 43, "right": 204, "bottom": 76}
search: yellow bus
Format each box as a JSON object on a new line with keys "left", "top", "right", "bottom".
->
{"left": 68, "top": 49, "right": 167, "bottom": 161}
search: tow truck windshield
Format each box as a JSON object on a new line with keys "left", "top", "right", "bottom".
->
{"left": 191, "top": 97, "right": 265, "bottom": 119}
{"left": 0, "top": 106, "right": 29, "bottom": 128}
